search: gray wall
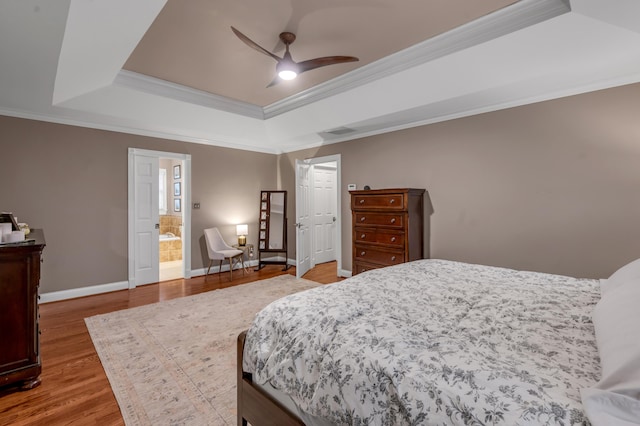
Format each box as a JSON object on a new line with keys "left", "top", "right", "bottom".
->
{"left": 2, "top": 81, "right": 639, "bottom": 294}
{"left": 0, "top": 116, "right": 276, "bottom": 293}
{"left": 280, "top": 83, "right": 640, "bottom": 279}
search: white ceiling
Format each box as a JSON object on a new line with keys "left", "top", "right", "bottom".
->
{"left": 1, "top": 0, "right": 640, "bottom": 154}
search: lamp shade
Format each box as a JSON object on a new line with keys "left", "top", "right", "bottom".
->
{"left": 236, "top": 224, "right": 248, "bottom": 236}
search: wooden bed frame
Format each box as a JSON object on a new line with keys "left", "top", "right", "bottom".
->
{"left": 237, "top": 330, "right": 305, "bottom": 426}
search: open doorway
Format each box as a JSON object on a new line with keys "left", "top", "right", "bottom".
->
{"left": 295, "top": 154, "right": 341, "bottom": 279}
{"left": 127, "top": 148, "right": 192, "bottom": 288}
{"left": 159, "top": 158, "right": 184, "bottom": 282}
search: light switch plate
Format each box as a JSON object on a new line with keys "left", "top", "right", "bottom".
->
{"left": 347, "top": 184, "right": 356, "bottom": 191}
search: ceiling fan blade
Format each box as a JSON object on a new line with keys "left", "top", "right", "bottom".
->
{"left": 266, "top": 76, "right": 281, "bottom": 88}
{"left": 230, "top": 26, "right": 282, "bottom": 62}
{"left": 297, "top": 56, "right": 359, "bottom": 74}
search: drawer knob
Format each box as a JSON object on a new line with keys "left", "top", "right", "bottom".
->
{"left": 390, "top": 237, "right": 396, "bottom": 242}
{"left": 359, "top": 199, "right": 365, "bottom": 204}
{"left": 390, "top": 198, "right": 395, "bottom": 204}
{"left": 390, "top": 218, "right": 396, "bottom": 223}
{"left": 361, "top": 251, "right": 366, "bottom": 256}
{"left": 360, "top": 217, "right": 366, "bottom": 222}
{"left": 360, "top": 234, "right": 366, "bottom": 239}
{"left": 391, "top": 256, "right": 396, "bottom": 261}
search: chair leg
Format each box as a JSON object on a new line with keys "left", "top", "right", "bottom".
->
{"left": 219, "top": 260, "right": 223, "bottom": 278}
{"left": 229, "top": 257, "right": 233, "bottom": 280}
{"left": 206, "top": 260, "right": 213, "bottom": 279}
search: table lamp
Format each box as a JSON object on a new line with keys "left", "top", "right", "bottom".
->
{"left": 236, "top": 224, "right": 248, "bottom": 246}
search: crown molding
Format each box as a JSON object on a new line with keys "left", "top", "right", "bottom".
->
{"left": 114, "top": 70, "right": 264, "bottom": 119}
{"left": 280, "top": 70, "right": 640, "bottom": 154}
{"left": 263, "top": 0, "right": 571, "bottom": 118}
{"left": 0, "top": 106, "right": 278, "bottom": 154}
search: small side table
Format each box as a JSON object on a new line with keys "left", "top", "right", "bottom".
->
{"left": 233, "top": 243, "right": 254, "bottom": 273}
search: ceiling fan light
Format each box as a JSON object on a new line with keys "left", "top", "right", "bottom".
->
{"left": 278, "top": 69, "right": 298, "bottom": 80}
{"left": 277, "top": 59, "right": 299, "bottom": 81}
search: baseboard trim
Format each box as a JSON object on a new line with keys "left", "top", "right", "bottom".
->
{"left": 187, "top": 259, "right": 259, "bottom": 279}
{"left": 40, "top": 281, "right": 129, "bottom": 304}
{"left": 39, "top": 259, "right": 333, "bottom": 304}
{"left": 338, "top": 269, "right": 353, "bottom": 278}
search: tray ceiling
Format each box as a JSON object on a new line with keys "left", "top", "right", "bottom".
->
{"left": 123, "top": 0, "right": 517, "bottom": 106}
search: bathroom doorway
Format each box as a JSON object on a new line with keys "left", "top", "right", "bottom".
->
{"left": 159, "top": 157, "right": 184, "bottom": 281}
{"left": 127, "top": 148, "right": 192, "bottom": 288}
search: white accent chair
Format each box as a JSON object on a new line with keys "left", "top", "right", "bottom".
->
{"left": 204, "top": 227, "right": 244, "bottom": 280}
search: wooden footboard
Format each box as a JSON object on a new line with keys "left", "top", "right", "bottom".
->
{"left": 237, "top": 330, "right": 305, "bottom": 426}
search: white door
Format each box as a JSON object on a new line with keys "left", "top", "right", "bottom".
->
{"left": 133, "top": 154, "right": 159, "bottom": 286}
{"left": 295, "top": 160, "right": 311, "bottom": 278}
{"left": 129, "top": 149, "right": 192, "bottom": 287}
{"left": 312, "top": 164, "right": 337, "bottom": 264}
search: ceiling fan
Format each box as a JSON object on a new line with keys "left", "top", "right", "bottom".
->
{"left": 231, "top": 26, "right": 359, "bottom": 87}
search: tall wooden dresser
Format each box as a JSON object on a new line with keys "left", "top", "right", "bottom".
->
{"left": 351, "top": 188, "right": 425, "bottom": 275}
{"left": 0, "top": 229, "right": 45, "bottom": 390}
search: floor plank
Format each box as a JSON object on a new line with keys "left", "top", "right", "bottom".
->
{"left": 0, "top": 262, "right": 342, "bottom": 425}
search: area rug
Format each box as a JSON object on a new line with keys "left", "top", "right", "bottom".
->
{"left": 85, "top": 275, "right": 322, "bottom": 426}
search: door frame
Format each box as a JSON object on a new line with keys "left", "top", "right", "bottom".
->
{"left": 310, "top": 161, "right": 338, "bottom": 266}
{"left": 128, "top": 148, "right": 192, "bottom": 288}
{"left": 295, "top": 154, "right": 342, "bottom": 277}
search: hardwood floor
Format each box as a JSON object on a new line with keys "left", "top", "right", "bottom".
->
{"left": 0, "top": 262, "right": 342, "bottom": 426}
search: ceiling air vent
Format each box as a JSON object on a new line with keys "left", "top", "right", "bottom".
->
{"left": 323, "top": 126, "right": 356, "bottom": 136}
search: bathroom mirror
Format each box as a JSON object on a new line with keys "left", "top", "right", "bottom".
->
{"left": 256, "top": 190, "right": 289, "bottom": 270}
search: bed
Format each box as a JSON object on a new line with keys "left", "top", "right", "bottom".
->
{"left": 237, "top": 258, "right": 640, "bottom": 425}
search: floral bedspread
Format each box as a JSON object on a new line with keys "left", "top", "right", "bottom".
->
{"left": 243, "top": 259, "right": 601, "bottom": 425}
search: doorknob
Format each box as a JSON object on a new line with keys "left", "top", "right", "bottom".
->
{"left": 155, "top": 224, "right": 160, "bottom": 229}
{"left": 332, "top": 216, "right": 336, "bottom": 222}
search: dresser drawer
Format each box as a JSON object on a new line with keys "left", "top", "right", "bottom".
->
{"left": 354, "top": 244, "right": 404, "bottom": 266}
{"left": 352, "top": 194, "right": 405, "bottom": 211}
{"left": 353, "top": 261, "right": 382, "bottom": 275}
{"left": 354, "top": 228, "right": 405, "bottom": 248}
{"left": 354, "top": 213, "right": 404, "bottom": 228}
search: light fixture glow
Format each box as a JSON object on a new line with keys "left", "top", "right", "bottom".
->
{"left": 278, "top": 69, "right": 297, "bottom": 80}
{"left": 277, "top": 59, "right": 299, "bottom": 81}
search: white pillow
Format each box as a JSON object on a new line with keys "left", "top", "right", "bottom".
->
{"left": 581, "top": 277, "right": 640, "bottom": 426}
{"left": 582, "top": 388, "right": 640, "bottom": 425}
{"left": 602, "top": 258, "right": 640, "bottom": 296}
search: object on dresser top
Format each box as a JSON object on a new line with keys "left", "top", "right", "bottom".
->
{"left": 0, "top": 212, "right": 24, "bottom": 243}
{"left": 350, "top": 188, "right": 425, "bottom": 275}
{"left": 0, "top": 212, "right": 19, "bottom": 231}
{"left": 18, "top": 223, "right": 30, "bottom": 235}
{"left": 1, "top": 230, "right": 26, "bottom": 244}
